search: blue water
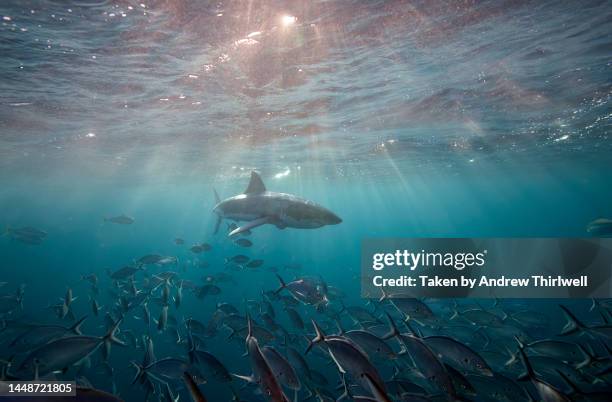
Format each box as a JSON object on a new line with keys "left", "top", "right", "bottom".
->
{"left": 1, "top": 0, "right": 611, "bottom": 401}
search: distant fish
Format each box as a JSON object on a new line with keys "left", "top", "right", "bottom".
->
{"left": 9, "top": 316, "right": 87, "bottom": 352}
{"left": 190, "top": 243, "right": 212, "bottom": 253}
{"left": 226, "top": 254, "right": 249, "bottom": 264}
{"left": 4, "top": 226, "right": 47, "bottom": 245}
{"left": 190, "top": 245, "right": 203, "bottom": 253}
{"left": 106, "top": 266, "right": 142, "bottom": 280}
{"left": 5, "top": 226, "right": 47, "bottom": 238}
{"left": 104, "top": 214, "right": 134, "bottom": 225}
{"left": 275, "top": 274, "right": 328, "bottom": 307}
{"left": 17, "top": 318, "right": 125, "bottom": 377}
{"left": 194, "top": 285, "right": 221, "bottom": 298}
{"left": 137, "top": 254, "right": 165, "bottom": 265}
{"left": 234, "top": 238, "right": 253, "bottom": 247}
{"left": 246, "top": 259, "right": 264, "bottom": 268}
{"left": 131, "top": 357, "right": 200, "bottom": 385}
{"left": 586, "top": 218, "right": 612, "bottom": 236}
{"left": 174, "top": 238, "right": 185, "bottom": 245}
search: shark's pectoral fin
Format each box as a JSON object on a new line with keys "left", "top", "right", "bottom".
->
{"left": 228, "top": 217, "right": 270, "bottom": 237}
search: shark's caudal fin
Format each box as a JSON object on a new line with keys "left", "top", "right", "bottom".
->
{"left": 213, "top": 189, "right": 222, "bottom": 235}
{"left": 228, "top": 216, "right": 270, "bottom": 237}
{"left": 214, "top": 217, "right": 222, "bottom": 235}
{"left": 244, "top": 171, "right": 266, "bottom": 194}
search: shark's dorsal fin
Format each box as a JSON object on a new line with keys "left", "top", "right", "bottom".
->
{"left": 244, "top": 171, "right": 266, "bottom": 194}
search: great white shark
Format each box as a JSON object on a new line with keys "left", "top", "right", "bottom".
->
{"left": 213, "top": 171, "right": 342, "bottom": 237}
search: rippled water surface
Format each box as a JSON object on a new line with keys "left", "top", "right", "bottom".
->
{"left": 1, "top": 0, "right": 610, "bottom": 179}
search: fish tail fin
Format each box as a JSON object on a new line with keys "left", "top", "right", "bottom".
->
{"left": 503, "top": 346, "right": 519, "bottom": 367}
{"left": 475, "top": 326, "right": 490, "bottom": 349}
{"left": 213, "top": 188, "right": 220, "bottom": 204}
{"left": 103, "top": 316, "right": 126, "bottom": 358}
{"left": 70, "top": 315, "right": 88, "bottom": 335}
{"left": 378, "top": 287, "right": 388, "bottom": 302}
{"left": 334, "top": 318, "right": 345, "bottom": 335}
{"left": 513, "top": 335, "right": 525, "bottom": 349}
{"left": 382, "top": 312, "right": 400, "bottom": 340}
{"left": 577, "top": 342, "right": 605, "bottom": 369}
{"left": 559, "top": 304, "right": 585, "bottom": 335}
{"left": 337, "top": 373, "right": 352, "bottom": 401}
{"left": 226, "top": 328, "right": 236, "bottom": 340}
{"left": 589, "top": 297, "right": 597, "bottom": 312}
{"left": 404, "top": 317, "right": 419, "bottom": 337}
{"left": 337, "top": 300, "right": 347, "bottom": 315}
{"left": 246, "top": 313, "right": 253, "bottom": 340}
{"left": 130, "top": 361, "right": 144, "bottom": 385}
{"left": 597, "top": 307, "right": 611, "bottom": 325}
{"left": 274, "top": 274, "right": 286, "bottom": 294}
{"left": 305, "top": 320, "right": 325, "bottom": 355}
{"left": 515, "top": 336, "right": 535, "bottom": 380}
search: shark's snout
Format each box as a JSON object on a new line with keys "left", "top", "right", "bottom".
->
{"left": 328, "top": 213, "right": 342, "bottom": 225}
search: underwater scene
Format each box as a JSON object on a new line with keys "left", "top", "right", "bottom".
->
{"left": 1, "top": 0, "right": 611, "bottom": 401}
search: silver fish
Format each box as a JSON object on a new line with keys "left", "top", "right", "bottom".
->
{"left": 262, "top": 346, "right": 301, "bottom": 390}
{"left": 18, "top": 318, "right": 125, "bottom": 378}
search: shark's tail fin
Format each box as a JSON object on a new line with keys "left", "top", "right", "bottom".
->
{"left": 213, "top": 189, "right": 222, "bottom": 235}
{"left": 214, "top": 216, "right": 222, "bottom": 235}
